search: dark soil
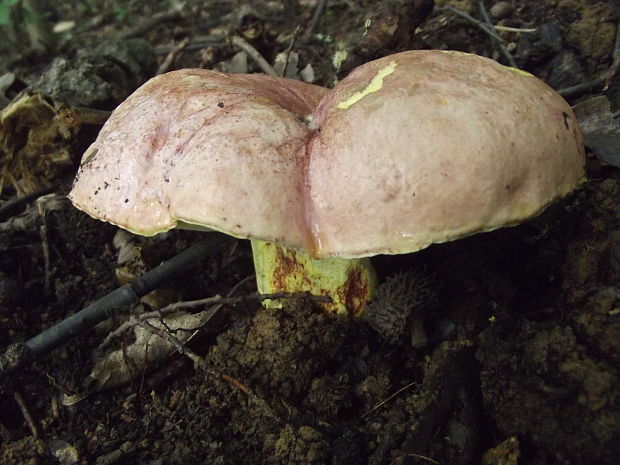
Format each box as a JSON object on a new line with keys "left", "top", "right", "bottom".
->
{"left": 1, "top": 1, "right": 619, "bottom": 464}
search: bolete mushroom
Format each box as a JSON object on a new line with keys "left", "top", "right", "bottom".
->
{"left": 69, "top": 50, "right": 585, "bottom": 315}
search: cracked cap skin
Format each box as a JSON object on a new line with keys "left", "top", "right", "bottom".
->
{"left": 70, "top": 50, "right": 585, "bottom": 258}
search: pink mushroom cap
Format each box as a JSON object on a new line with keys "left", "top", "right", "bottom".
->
{"left": 69, "top": 51, "right": 585, "bottom": 258}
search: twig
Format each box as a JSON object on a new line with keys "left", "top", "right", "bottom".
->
{"left": 478, "top": 0, "right": 517, "bottom": 67}
{"left": 280, "top": 26, "right": 302, "bottom": 77}
{"left": 559, "top": 78, "right": 605, "bottom": 98}
{"left": 404, "top": 454, "right": 442, "bottom": 465}
{"left": 97, "top": 275, "right": 255, "bottom": 354}
{"left": 0, "top": 208, "right": 39, "bottom": 233}
{"left": 361, "top": 380, "right": 417, "bottom": 419}
{"left": 118, "top": 9, "right": 183, "bottom": 40}
{"left": 0, "top": 182, "right": 59, "bottom": 222}
{"left": 135, "top": 316, "right": 279, "bottom": 421}
{"left": 613, "top": 18, "right": 620, "bottom": 67}
{"left": 220, "top": 373, "right": 253, "bottom": 397}
{"left": 494, "top": 25, "right": 536, "bottom": 33}
{"left": 156, "top": 37, "right": 190, "bottom": 75}
{"left": 190, "top": 274, "right": 255, "bottom": 323}
{"left": 37, "top": 203, "right": 51, "bottom": 297}
{"left": 135, "top": 318, "right": 190, "bottom": 354}
{"left": 304, "top": 0, "right": 328, "bottom": 39}
{"left": 154, "top": 36, "right": 226, "bottom": 55}
{"left": 13, "top": 391, "right": 39, "bottom": 439}
{"left": 97, "top": 283, "right": 328, "bottom": 354}
{"left": 0, "top": 420, "right": 12, "bottom": 441}
{"left": 161, "top": 290, "right": 331, "bottom": 313}
{"left": 435, "top": 5, "right": 502, "bottom": 42}
{"left": 0, "top": 194, "right": 65, "bottom": 239}
{"left": 59, "top": 107, "right": 111, "bottom": 129}
{"left": 435, "top": 5, "right": 517, "bottom": 67}
{"left": 231, "top": 35, "right": 278, "bottom": 76}
{"left": 477, "top": 1, "right": 493, "bottom": 28}
{"left": 0, "top": 237, "right": 224, "bottom": 379}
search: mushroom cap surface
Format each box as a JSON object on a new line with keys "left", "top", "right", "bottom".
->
{"left": 307, "top": 51, "right": 585, "bottom": 257}
{"left": 69, "top": 69, "right": 327, "bottom": 248}
{"left": 69, "top": 51, "right": 585, "bottom": 258}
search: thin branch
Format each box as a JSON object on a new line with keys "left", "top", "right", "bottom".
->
{"left": 494, "top": 25, "right": 536, "bottom": 33}
{"left": 280, "top": 26, "right": 302, "bottom": 77}
{"left": 118, "top": 9, "right": 183, "bottom": 40}
{"left": 135, "top": 316, "right": 279, "bottom": 421}
{"left": 97, "top": 286, "right": 330, "bottom": 354}
{"left": 0, "top": 209, "right": 39, "bottom": 233}
{"left": 478, "top": 0, "right": 517, "bottom": 67}
{"left": 0, "top": 238, "right": 224, "bottom": 379}
{"left": 60, "top": 107, "right": 112, "bottom": 129}
{"left": 435, "top": 5, "right": 503, "bottom": 42}
{"left": 13, "top": 391, "right": 39, "bottom": 439}
{"left": 154, "top": 36, "right": 226, "bottom": 55}
{"left": 37, "top": 203, "right": 51, "bottom": 297}
{"left": 435, "top": 5, "right": 517, "bottom": 67}
{"left": 135, "top": 318, "right": 189, "bottom": 354}
{"left": 559, "top": 78, "right": 605, "bottom": 98}
{"left": 477, "top": 0, "right": 494, "bottom": 28}
{"left": 404, "top": 454, "right": 442, "bottom": 465}
{"left": 303, "top": 0, "right": 328, "bottom": 39}
{"left": 231, "top": 35, "right": 278, "bottom": 76}
{"left": 0, "top": 182, "right": 60, "bottom": 222}
{"left": 613, "top": 17, "right": 620, "bottom": 67}
{"left": 160, "top": 290, "right": 331, "bottom": 313}
{"left": 96, "top": 275, "right": 256, "bottom": 355}
{"left": 361, "top": 380, "right": 417, "bottom": 419}
{"left": 0, "top": 420, "right": 12, "bottom": 442}
{"left": 157, "top": 37, "right": 190, "bottom": 75}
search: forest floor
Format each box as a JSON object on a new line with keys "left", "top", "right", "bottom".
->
{"left": 0, "top": 0, "right": 619, "bottom": 464}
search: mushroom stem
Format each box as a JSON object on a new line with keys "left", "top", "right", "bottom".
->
{"left": 251, "top": 240, "right": 377, "bottom": 316}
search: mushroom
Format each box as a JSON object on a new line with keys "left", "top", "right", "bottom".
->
{"left": 69, "top": 51, "right": 585, "bottom": 315}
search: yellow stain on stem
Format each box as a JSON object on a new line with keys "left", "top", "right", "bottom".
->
{"left": 337, "top": 61, "right": 397, "bottom": 110}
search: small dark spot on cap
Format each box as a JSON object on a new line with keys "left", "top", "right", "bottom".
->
{"left": 218, "top": 102, "right": 224, "bottom": 108}
{"left": 235, "top": 224, "right": 242, "bottom": 228}
{"left": 104, "top": 181, "right": 110, "bottom": 189}
{"left": 124, "top": 199, "right": 129, "bottom": 203}
{"left": 562, "top": 111, "right": 570, "bottom": 129}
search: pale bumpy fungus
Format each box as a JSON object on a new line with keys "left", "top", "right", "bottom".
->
{"left": 69, "top": 51, "right": 585, "bottom": 315}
